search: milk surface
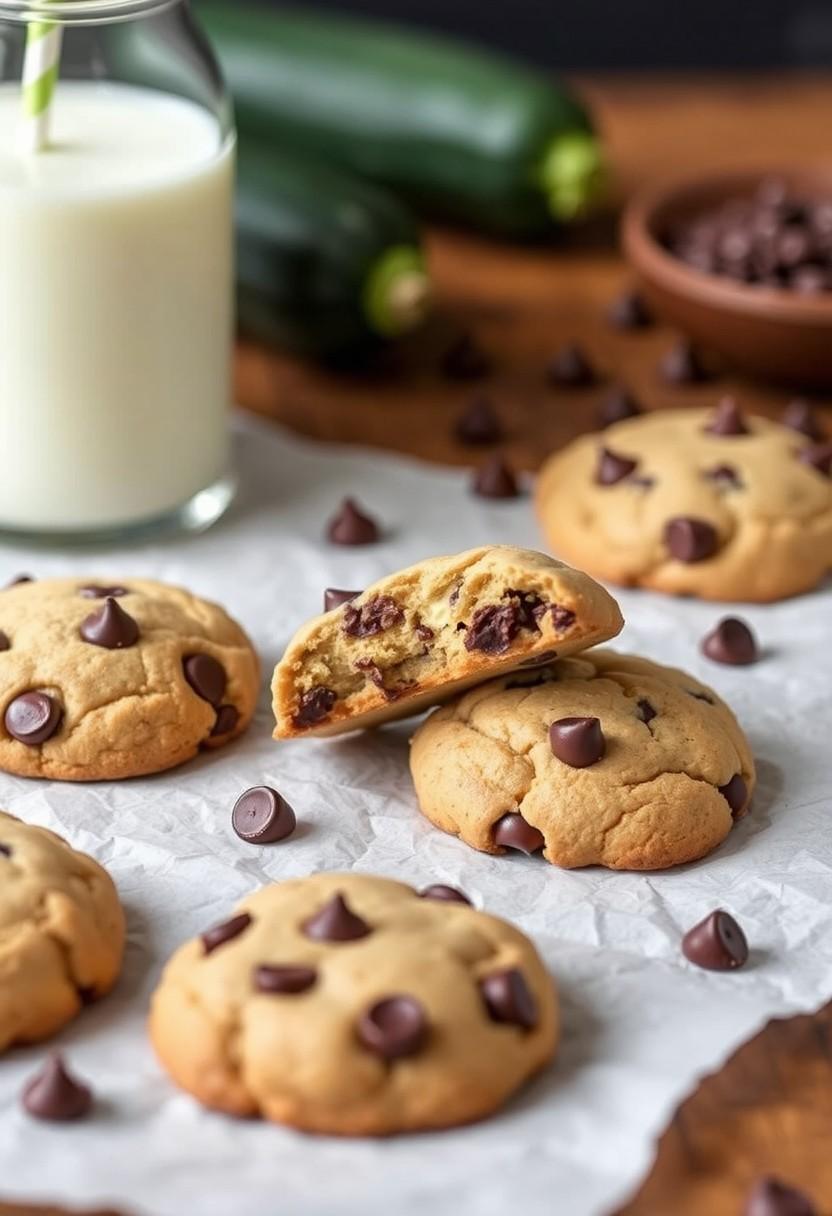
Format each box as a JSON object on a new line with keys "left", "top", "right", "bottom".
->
{"left": 0, "top": 82, "right": 233, "bottom": 531}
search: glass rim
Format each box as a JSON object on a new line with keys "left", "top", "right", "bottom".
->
{"left": 0, "top": 0, "right": 177, "bottom": 22}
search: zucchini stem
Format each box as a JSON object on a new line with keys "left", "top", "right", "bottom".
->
{"left": 539, "top": 131, "right": 605, "bottom": 222}
{"left": 363, "top": 245, "right": 431, "bottom": 338}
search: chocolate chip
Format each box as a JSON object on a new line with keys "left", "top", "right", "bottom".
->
{"left": 253, "top": 964, "right": 316, "bottom": 995}
{"left": 547, "top": 342, "right": 596, "bottom": 386}
{"left": 597, "top": 386, "right": 643, "bottom": 428}
{"left": 596, "top": 446, "right": 639, "bottom": 486}
{"left": 703, "top": 463, "right": 743, "bottom": 489}
{"left": 342, "top": 595, "right": 404, "bottom": 639}
{"left": 702, "top": 617, "right": 758, "bottom": 665}
{"left": 471, "top": 454, "right": 520, "bottom": 499}
{"left": 549, "top": 716, "right": 605, "bottom": 767}
{"left": 480, "top": 968, "right": 537, "bottom": 1029}
{"left": 0, "top": 631, "right": 9, "bottom": 652}
{"left": 183, "top": 654, "right": 227, "bottom": 706}
{"left": 327, "top": 498, "right": 380, "bottom": 545}
{"left": 637, "top": 699, "right": 657, "bottom": 725}
{"left": 492, "top": 812, "right": 544, "bottom": 854}
{"left": 454, "top": 397, "right": 504, "bottom": 445}
{"left": 201, "top": 911, "right": 252, "bottom": 955}
{"left": 210, "top": 705, "right": 239, "bottom": 737}
{"left": 22, "top": 1054, "right": 92, "bottom": 1121}
{"left": 419, "top": 884, "right": 472, "bottom": 905}
{"left": 660, "top": 340, "right": 710, "bottom": 384}
{"left": 5, "top": 692, "right": 62, "bottom": 745}
{"left": 357, "top": 995, "right": 429, "bottom": 1060}
{"left": 551, "top": 605, "right": 576, "bottom": 631}
{"left": 0, "top": 842, "right": 11, "bottom": 857}
{"left": 682, "top": 909, "right": 749, "bottom": 970}
{"left": 663, "top": 516, "right": 719, "bottom": 562}
{"left": 719, "top": 773, "right": 748, "bottom": 817}
{"left": 608, "top": 289, "right": 653, "bottom": 330}
{"left": 415, "top": 622, "right": 434, "bottom": 643}
{"left": 303, "top": 893, "right": 371, "bottom": 942}
{"left": 78, "top": 584, "right": 128, "bottom": 599}
{"left": 293, "top": 685, "right": 337, "bottom": 728}
{"left": 324, "top": 588, "right": 359, "bottom": 612}
{"left": 6, "top": 574, "right": 33, "bottom": 587}
{"left": 463, "top": 604, "right": 520, "bottom": 655}
{"left": 781, "top": 399, "right": 824, "bottom": 441}
{"left": 79, "top": 596, "right": 139, "bottom": 650}
{"left": 797, "top": 441, "right": 832, "bottom": 477}
{"left": 704, "top": 396, "right": 749, "bottom": 436}
{"left": 743, "top": 1176, "right": 817, "bottom": 1216}
{"left": 232, "top": 786, "right": 296, "bottom": 845}
{"left": 441, "top": 333, "right": 491, "bottom": 381}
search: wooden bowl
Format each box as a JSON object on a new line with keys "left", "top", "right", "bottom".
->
{"left": 622, "top": 167, "right": 832, "bottom": 388}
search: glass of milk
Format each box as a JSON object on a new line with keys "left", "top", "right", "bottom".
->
{"left": 0, "top": 0, "right": 235, "bottom": 541}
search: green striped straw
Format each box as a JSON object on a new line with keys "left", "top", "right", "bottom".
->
{"left": 21, "top": 6, "right": 63, "bottom": 152}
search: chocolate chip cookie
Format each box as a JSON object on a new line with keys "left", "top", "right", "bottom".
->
{"left": 0, "top": 577, "right": 259, "bottom": 780}
{"left": 0, "top": 811, "right": 125, "bottom": 1052}
{"left": 535, "top": 403, "right": 832, "bottom": 601}
{"left": 149, "top": 872, "right": 557, "bottom": 1135}
{"left": 272, "top": 546, "right": 623, "bottom": 738}
{"left": 410, "top": 650, "right": 754, "bottom": 870}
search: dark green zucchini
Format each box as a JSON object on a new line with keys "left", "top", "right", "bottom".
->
{"left": 235, "top": 142, "right": 430, "bottom": 359}
{"left": 203, "top": 4, "right": 604, "bottom": 239}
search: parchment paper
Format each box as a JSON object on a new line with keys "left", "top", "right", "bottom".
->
{"left": 0, "top": 415, "right": 829, "bottom": 1216}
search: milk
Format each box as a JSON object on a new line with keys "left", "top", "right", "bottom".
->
{"left": 0, "top": 82, "right": 233, "bottom": 533}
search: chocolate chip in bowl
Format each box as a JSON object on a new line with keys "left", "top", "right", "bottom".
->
{"left": 623, "top": 167, "right": 832, "bottom": 386}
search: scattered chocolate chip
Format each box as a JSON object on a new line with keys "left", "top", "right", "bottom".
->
{"left": 0, "top": 631, "right": 9, "bottom": 652}
{"left": 253, "top": 964, "right": 316, "bottom": 995}
{"left": 342, "top": 595, "right": 404, "bottom": 639}
{"left": 324, "top": 588, "right": 359, "bottom": 612}
{"left": 0, "top": 842, "right": 11, "bottom": 857}
{"left": 548, "top": 342, "right": 596, "bottom": 387}
{"left": 797, "top": 441, "right": 832, "bottom": 477}
{"left": 702, "top": 617, "right": 759, "bottom": 665}
{"left": 454, "top": 397, "right": 504, "bottom": 445}
{"left": 201, "top": 911, "right": 252, "bottom": 955}
{"left": 22, "top": 1054, "right": 93, "bottom": 1122}
{"left": 415, "top": 621, "right": 434, "bottom": 643}
{"left": 79, "top": 596, "right": 139, "bottom": 650}
{"left": 419, "top": 884, "right": 472, "bottom": 905}
{"left": 210, "top": 705, "right": 239, "bottom": 737}
{"left": 551, "top": 605, "right": 576, "bottom": 631}
{"left": 660, "top": 340, "right": 710, "bottom": 384}
{"left": 357, "top": 995, "right": 429, "bottom": 1060}
{"left": 637, "top": 699, "right": 657, "bottom": 725}
{"left": 183, "top": 654, "right": 227, "bottom": 706}
{"left": 303, "top": 893, "right": 371, "bottom": 942}
{"left": 781, "top": 399, "right": 824, "bottom": 441}
{"left": 232, "top": 786, "right": 296, "bottom": 845}
{"left": 608, "top": 289, "right": 653, "bottom": 330}
{"left": 355, "top": 658, "right": 417, "bottom": 702}
{"left": 704, "top": 396, "right": 749, "bottom": 436}
{"left": 597, "top": 386, "right": 643, "bottom": 428}
{"left": 480, "top": 968, "right": 537, "bottom": 1029}
{"left": 293, "top": 685, "right": 337, "bottom": 728}
{"left": 327, "top": 498, "right": 380, "bottom": 546}
{"left": 5, "top": 691, "right": 62, "bottom": 745}
{"left": 682, "top": 909, "right": 749, "bottom": 971}
{"left": 743, "top": 1176, "right": 817, "bottom": 1216}
{"left": 6, "top": 574, "right": 33, "bottom": 587}
{"left": 549, "top": 716, "right": 605, "bottom": 767}
{"left": 596, "top": 446, "right": 639, "bottom": 486}
{"left": 463, "top": 604, "right": 520, "bottom": 655}
{"left": 471, "top": 454, "right": 520, "bottom": 499}
{"left": 718, "top": 773, "right": 748, "bottom": 817}
{"left": 703, "top": 463, "right": 743, "bottom": 489}
{"left": 78, "top": 584, "right": 128, "bottom": 599}
{"left": 663, "top": 516, "right": 719, "bottom": 563}
{"left": 441, "top": 332, "right": 491, "bottom": 381}
{"left": 492, "top": 812, "right": 544, "bottom": 854}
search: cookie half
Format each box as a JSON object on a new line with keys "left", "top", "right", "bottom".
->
{"left": 0, "top": 811, "right": 125, "bottom": 1052}
{"left": 0, "top": 577, "right": 260, "bottom": 780}
{"left": 150, "top": 872, "right": 557, "bottom": 1135}
{"left": 410, "top": 650, "right": 755, "bottom": 870}
{"left": 535, "top": 405, "right": 832, "bottom": 601}
{"left": 272, "top": 546, "right": 623, "bottom": 738}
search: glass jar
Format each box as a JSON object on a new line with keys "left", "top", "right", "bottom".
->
{"left": 0, "top": 0, "right": 235, "bottom": 542}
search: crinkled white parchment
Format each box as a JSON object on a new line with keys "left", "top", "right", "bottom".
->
{"left": 0, "top": 415, "right": 830, "bottom": 1216}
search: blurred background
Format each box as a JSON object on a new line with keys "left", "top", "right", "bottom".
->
{"left": 237, "top": 0, "right": 832, "bottom": 68}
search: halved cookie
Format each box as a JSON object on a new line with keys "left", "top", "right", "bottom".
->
{"left": 272, "top": 546, "right": 623, "bottom": 738}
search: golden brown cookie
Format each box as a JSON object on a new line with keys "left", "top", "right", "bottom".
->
{"left": 535, "top": 404, "right": 832, "bottom": 601}
{"left": 150, "top": 872, "right": 557, "bottom": 1135}
{"left": 272, "top": 546, "right": 623, "bottom": 738}
{"left": 0, "top": 811, "right": 125, "bottom": 1052}
{"left": 0, "top": 577, "right": 260, "bottom": 780}
{"left": 410, "top": 650, "right": 755, "bottom": 871}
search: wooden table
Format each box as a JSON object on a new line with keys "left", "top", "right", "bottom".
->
{"left": 236, "top": 75, "right": 832, "bottom": 1216}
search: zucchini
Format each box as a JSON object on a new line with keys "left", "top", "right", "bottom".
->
{"left": 203, "top": 4, "right": 604, "bottom": 239}
{"left": 235, "top": 142, "right": 431, "bottom": 359}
